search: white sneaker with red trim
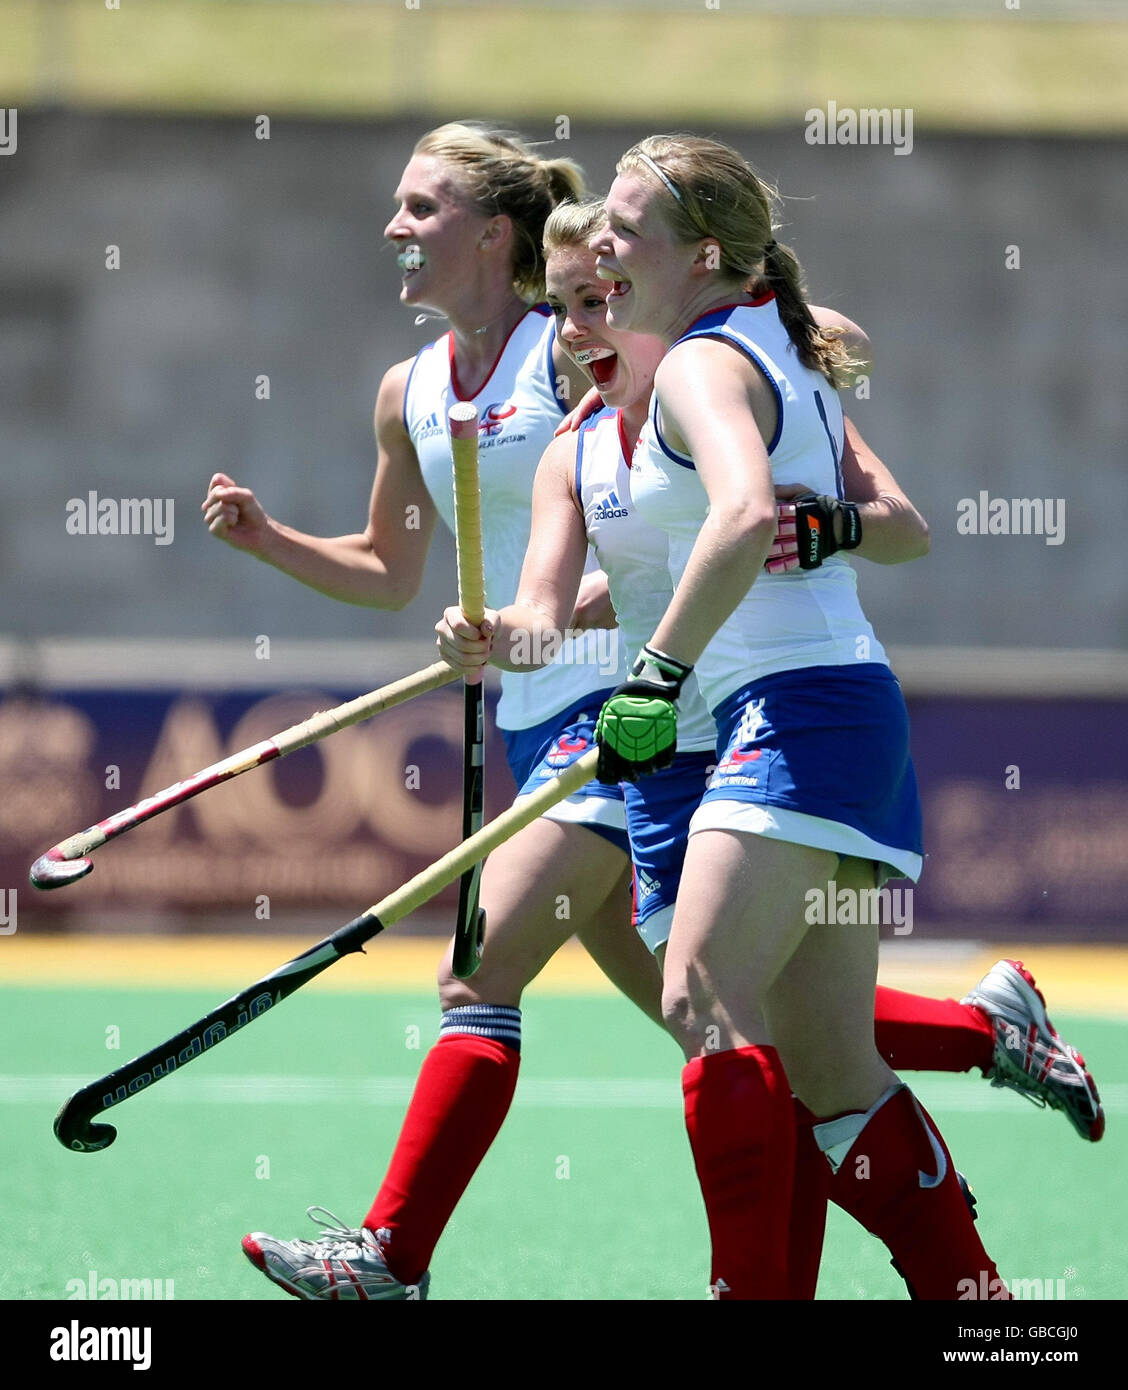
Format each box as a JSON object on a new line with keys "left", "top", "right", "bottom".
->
{"left": 242, "top": 1207, "right": 430, "bottom": 1300}
{"left": 963, "top": 959, "right": 1105, "bottom": 1143}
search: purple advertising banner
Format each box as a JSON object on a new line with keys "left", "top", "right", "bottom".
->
{"left": 2, "top": 687, "right": 1125, "bottom": 938}
{"left": 1, "top": 685, "right": 513, "bottom": 924}
{"left": 907, "top": 698, "right": 1127, "bottom": 938}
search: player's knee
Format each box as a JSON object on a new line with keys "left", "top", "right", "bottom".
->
{"left": 661, "top": 980, "right": 714, "bottom": 1057}
{"left": 437, "top": 963, "right": 485, "bottom": 1011}
{"left": 437, "top": 959, "right": 525, "bottom": 1012}
{"left": 788, "top": 1052, "right": 895, "bottom": 1119}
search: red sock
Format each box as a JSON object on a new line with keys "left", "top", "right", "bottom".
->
{"left": 873, "top": 987, "right": 994, "bottom": 1074}
{"left": 788, "top": 1097, "right": 829, "bottom": 1299}
{"left": 364, "top": 1034, "right": 519, "bottom": 1286}
{"left": 821, "top": 1084, "right": 1009, "bottom": 1300}
{"left": 682, "top": 1045, "right": 794, "bottom": 1300}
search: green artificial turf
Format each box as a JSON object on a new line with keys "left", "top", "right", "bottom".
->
{"left": 3, "top": 986, "right": 1124, "bottom": 1301}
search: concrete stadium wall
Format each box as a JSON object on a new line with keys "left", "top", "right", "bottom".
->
{"left": 2, "top": 111, "right": 1125, "bottom": 653}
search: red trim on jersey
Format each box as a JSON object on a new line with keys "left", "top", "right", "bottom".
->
{"left": 448, "top": 307, "right": 539, "bottom": 401}
{"left": 616, "top": 408, "right": 633, "bottom": 467}
{"left": 683, "top": 294, "right": 776, "bottom": 335}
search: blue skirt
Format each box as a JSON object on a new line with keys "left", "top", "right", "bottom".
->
{"left": 697, "top": 664, "right": 923, "bottom": 882}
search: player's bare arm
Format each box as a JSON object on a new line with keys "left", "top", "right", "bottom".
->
{"left": 837, "top": 416, "right": 929, "bottom": 563}
{"left": 202, "top": 358, "right": 438, "bottom": 609}
{"left": 771, "top": 417, "right": 930, "bottom": 570}
{"left": 438, "top": 433, "right": 590, "bottom": 677}
{"left": 647, "top": 340, "right": 777, "bottom": 666}
{"left": 571, "top": 569, "right": 618, "bottom": 630}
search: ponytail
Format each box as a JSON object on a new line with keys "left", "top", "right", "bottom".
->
{"left": 415, "top": 123, "right": 587, "bottom": 302}
{"left": 760, "top": 239, "right": 858, "bottom": 389}
{"left": 621, "top": 134, "right": 860, "bottom": 387}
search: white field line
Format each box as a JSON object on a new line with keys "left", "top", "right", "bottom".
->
{"left": 3, "top": 1075, "right": 1126, "bottom": 1113}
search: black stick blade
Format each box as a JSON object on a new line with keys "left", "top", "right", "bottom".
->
{"left": 53, "top": 912, "right": 383, "bottom": 1153}
{"left": 54, "top": 1092, "right": 117, "bottom": 1153}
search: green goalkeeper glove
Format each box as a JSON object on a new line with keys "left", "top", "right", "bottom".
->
{"left": 595, "top": 644, "right": 693, "bottom": 784}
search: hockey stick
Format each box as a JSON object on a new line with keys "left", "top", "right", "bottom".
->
{"left": 449, "top": 402, "right": 487, "bottom": 979}
{"left": 53, "top": 747, "right": 600, "bottom": 1153}
{"left": 29, "top": 661, "right": 460, "bottom": 890}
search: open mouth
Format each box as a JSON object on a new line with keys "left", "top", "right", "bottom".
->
{"left": 397, "top": 244, "right": 425, "bottom": 274}
{"left": 589, "top": 353, "right": 618, "bottom": 388}
{"left": 595, "top": 264, "right": 632, "bottom": 302}
{"left": 572, "top": 344, "right": 618, "bottom": 387}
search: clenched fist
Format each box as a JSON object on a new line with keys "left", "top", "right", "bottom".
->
{"left": 201, "top": 472, "right": 271, "bottom": 554}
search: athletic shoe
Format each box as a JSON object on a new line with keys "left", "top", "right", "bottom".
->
{"left": 962, "top": 959, "right": 1105, "bottom": 1142}
{"left": 241, "top": 1207, "right": 430, "bottom": 1300}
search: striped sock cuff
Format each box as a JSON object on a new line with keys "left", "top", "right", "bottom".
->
{"left": 439, "top": 1004, "right": 522, "bottom": 1054}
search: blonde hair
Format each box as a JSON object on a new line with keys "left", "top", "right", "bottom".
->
{"left": 543, "top": 197, "right": 606, "bottom": 258}
{"left": 415, "top": 122, "right": 586, "bottom": 302}
{"left": 618, "top": 135, "right": 857, "bottom": 387}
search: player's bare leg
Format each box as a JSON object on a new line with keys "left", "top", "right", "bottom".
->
{"left": 660, "top": 831, "right": 835, "bottom": 1299}
{"left": 244, "top": 817, "right": 632, "bottom": 1299}
{"left": 764, "top": 864, "right": 891, "bottom": 1298}
{"left": 767, "top": 854, "right": 1008, "bottom": 1300}
{"left": 361, "top": 817, "right": 631, "bottom": 1290}
{"left": 575, "top": 889, "right": 665, "bottom": 1029}
{"left": 439, "top": 817, "right": 630, "bottom": 1009}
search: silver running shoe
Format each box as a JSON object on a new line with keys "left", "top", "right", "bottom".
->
{"left": 963, "top": 958, "right": 1105, "bottom": 1143}
{"left": 242, "top": 1207, "right": 430, "bottom": 1300}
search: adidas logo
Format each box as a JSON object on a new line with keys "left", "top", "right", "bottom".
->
{"left": 417, "top": 410, "right": 443, "bottom": 441}
{"left": 592, "top": 489, "right": 629, "bottom": 520}
{"left": 636, "top": 869, "right": 660, "bottom": 900}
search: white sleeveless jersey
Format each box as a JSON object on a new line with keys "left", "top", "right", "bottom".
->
{"left": 631, "top": 296, "right": 887, "bottom": 712}
{"left": 404, "top": 305, "right": 628, "bottom": 730}
{"left": 575, "top": 407, "right": 716, "bottom": 753}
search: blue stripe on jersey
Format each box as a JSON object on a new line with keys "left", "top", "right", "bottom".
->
{"left": 814, "top": 389, "right": 844, "bottom": 499}
{"left": 651, "top": 399, "right": 696, "bottom": 470}
{"left": 661, "top": 309, "right": 783, "bottom": 455}
{"left": 682, "top": 328, "right": 784, "bottom": 455}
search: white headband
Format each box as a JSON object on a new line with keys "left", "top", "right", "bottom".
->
{"left": 636, "top": 150, "right": 687, "bottom": 209}
{"left": 634, "top": 151, "right": 776, "bottom": 261}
